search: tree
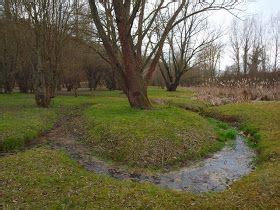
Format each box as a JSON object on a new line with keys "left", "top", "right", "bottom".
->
{"left": 271, "top": 13, "right": 280, "bottom": 72}
{"left": 230, "top": 20, "right": 241, "bottom": 75}
{"left": 88, "top": 0, "right": 238, "bottom": 109}
{"left": 248, "top": 44, "right": 262, "bottom": 75}
{"left": 196, "top": 42, "right": 223, "bottom": 79}
{"left": 241, "top": 18, "right": 254, "bottom": 75}
{"left": 21, "top": 0, "right": 74, "bottom": 107}
{"left": 61, "top": 39, "right": 86, "bottom": 94}
{"left": 157, "top": 7, "right": 220, "bottom": 91}
{"left": 0, "top": 0, "right": 18, "bottom": 93}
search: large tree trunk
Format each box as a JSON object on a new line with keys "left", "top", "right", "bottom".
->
{"left": 123, "top": 70, "right": 151, "bottom": 109}
{"left": 34, "top": 50, "right": 51, "bottom": 107}
{"left": 113, "top": 2, "right": 151, "bottom": 109}
{"left": 34, "top": 71, "right": 51, "bottom": 107}
{"left": 166, "top": 83, "right": 178, "bottom": 92}
{"left": 162, "top": 71, "right": 180, "bottom": 92}
{"left": 126, "top": 84, "right": 151, "bottom": 109}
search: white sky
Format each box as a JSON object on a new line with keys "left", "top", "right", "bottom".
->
{"left": 210, "top": 0, "right": 280, "bottom": 70}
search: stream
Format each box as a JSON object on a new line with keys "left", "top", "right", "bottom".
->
{"left": 43, "top": 115, "right": 255, "bottom": 193}
{"left": 158, "top": 135, "right": 255, "bottom": 192}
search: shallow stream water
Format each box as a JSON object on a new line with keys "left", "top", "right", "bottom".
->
{"left": 158, "top": 135, "right": 255, "bottom": 192}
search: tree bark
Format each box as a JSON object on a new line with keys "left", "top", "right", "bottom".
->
{"left": 34, "top": 71, "right": 51, "bottom": 107}
{"left": 34, "top": 48, "right": 51, "bottom": 108}
{"left": 123, "top": 70, "right": 151, "bottom": 109}
{"left": 113, "top": 1, "right": 151, "bottom": 109}
{"left": 166, "top": 83, "right": 178, "bottom": 92}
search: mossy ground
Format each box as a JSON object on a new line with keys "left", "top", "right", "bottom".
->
{"left": 0, "top": 88, "right": 279, "bottom": 208}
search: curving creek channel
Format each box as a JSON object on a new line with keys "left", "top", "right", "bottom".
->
{"left": 33, "top": 113, "right": 256, "bottom": 194}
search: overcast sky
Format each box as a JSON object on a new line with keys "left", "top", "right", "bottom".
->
{"left": 211, "top": 0, "right": 280, "bottom": 70}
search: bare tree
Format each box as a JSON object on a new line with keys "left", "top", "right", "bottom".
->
{"left": 271, "top": 13, "right": 280, "bottom": 72}
{"left": 230, "top": 20, "right": 241, "bottom": 74}
{"left": 157, "top": 6, "right": 220, "bottom": 91}
{"left": 16, "top": 0, "right": 75, "bottom": 106}
{"left": 0, "top": 0, "right": 18, "bottom": 93}
{"left": 88, "top": 0, "right": 238, "bottom": 109}
{"left": 241, "top": 18, "right": 254, "bottom": 75}
{"left": 196, "top": 42, "right": 223, "bottom": 79}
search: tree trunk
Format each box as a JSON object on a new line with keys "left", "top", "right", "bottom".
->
{"left": 166, "top": 83, "right": 178, "bottom": 91}
{"left": 163, "top": 74, "right": 180, "bottom": 92}
{"left": 34, "top": 71, "right": 51, "bottom": 107}
{"left": 66, "top": 84, "right": 73, "bottom": 92}
{"left": 49, "top": 77, "right": 57, "bottom": 98}
{"left": 126, "top": 85, "right": 151, "bottom": 109}
{"left": 123, "top": 70, "right": 151, "bottom": 109}
{"left": 34, "top": 49, "right": 51, "bottom": 107}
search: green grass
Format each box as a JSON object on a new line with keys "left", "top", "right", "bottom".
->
{"left": 0, "top": 94, "right": 95, "bottom": 152}
{"left": 0, "top": 94, "right": 57, "bottom": 151}
{"left": 207, "top": 118, "right": 237, "bottom": 143}
{"left": 0, "top": 89, "right": 279, "bottom": 208}
{"left": 207, "top": 102, "right": 280, "bottom": 163}
{"left": 0, "top": 92, "right": 227, "bottom": 171}
{"left": 199, "top": 101, "right": 280, "bottom": 208}
{"left": 0, "top": 148, "right": 198, "bottom": 209}
{"left": 84, "top": 96, "right": 224, "bottom": 171}
{"left": 148, "top": 86, "right": 208, "bottom": 111}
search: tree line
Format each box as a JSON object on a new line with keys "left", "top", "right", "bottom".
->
{"left": 0, "top": 0, "right": 118, "bottom": 105}
{"left": 1, "top": 1, "right": 278, "bottom": 109}
{"left": 227, "top": 14, "right": 280, "bottom": 75}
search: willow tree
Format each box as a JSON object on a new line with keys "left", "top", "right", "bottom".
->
{"left": 88, "top": 0, "right": 237, "bottom": 109}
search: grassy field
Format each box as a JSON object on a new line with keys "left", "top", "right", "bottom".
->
{"left": 0, "top": 94, "right": 95, "bottom": 152}
{"left": 0, "top": 94, "right": 57, "bottom": 151}
{"left": 0, "top": 88, "right": 279, "bottom": 208}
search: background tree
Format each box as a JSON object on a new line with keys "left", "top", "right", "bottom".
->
{"left": 196, "top": 42, "right": 223, "bottom": 79}
{"left": 156, "top": 6, "right": 220, "bottom": 91}
{"left": 20, "top": 0, "right": 75, "bottom": 106}
{"left": 230, "top": 20, "right": 242, "bottom": 75}
{"left": 0, "top": 0, "right": 19, "bottom": 93}
{"left": 271, "top": 13, "right": 280, "bottom": 72}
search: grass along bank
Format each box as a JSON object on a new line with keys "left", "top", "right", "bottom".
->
{"left": 0, "top": 94, "right": 94, "bottom": 152}
{"left": 0, "top": 94, "right": 57, "bottom": 151}
{"left": 206, "top": 102, "right": 280, "bottom": 163}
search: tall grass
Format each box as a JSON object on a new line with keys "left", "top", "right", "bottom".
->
{"left": 192, "top": 78, "right": 280, "bottom": 105}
